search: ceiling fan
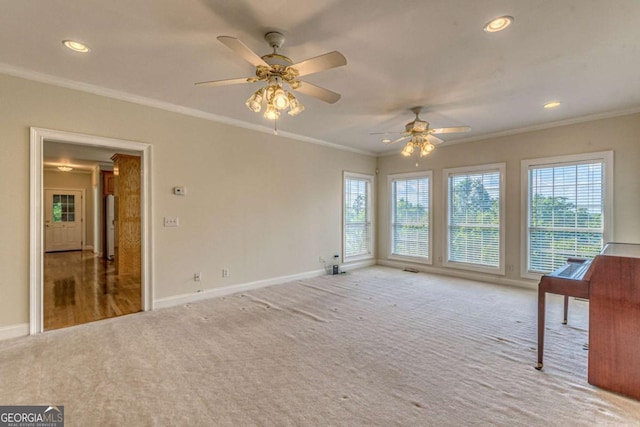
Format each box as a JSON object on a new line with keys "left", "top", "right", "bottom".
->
{"left": 372, "top": 107, "right": 471, "bottom": 157}
{"left": 196, "top": 31, "right": 347, "bottom": 121}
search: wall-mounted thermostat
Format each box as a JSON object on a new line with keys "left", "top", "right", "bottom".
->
{"left": 173, "top": 186, "right": 186, "bottom": 195}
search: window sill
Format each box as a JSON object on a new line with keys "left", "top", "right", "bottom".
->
{"left": 344, "top": 254, "right": 374, "bottom": 263}
{"left": 444, "top": 260, "right": 505, "bottom": 276}
{"left": 389, "top": 254, "right": 432, "bottom": 265}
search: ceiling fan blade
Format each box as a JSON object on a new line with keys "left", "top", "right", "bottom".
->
{"left": 195, "top": 77, "right": 252, "bottom": 87}
{"left": 387, "top": 135, "right": 410, "bottom": 145}
{"left": 370, "top": 131, "right": 404, "bottom": 135}
{"left": 426, "top": 134, "right": 444, "bottom": 145}
{"left": 430, "top": 126, "right": 471, "bottom": 134}
{"left": 293, "top": 81, "right": 341, "bottom": 104}
{"left": 290, "top": 51, "right": 347, "bottom": 77}
{"left": 217, "top": 36, "right": 269, "bottom": 68}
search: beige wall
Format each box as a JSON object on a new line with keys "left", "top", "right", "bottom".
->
{"left": 0, "top": 73, "right": 375, "bottom": 328}
{"left": 43, "top": 170, "right": 95, "bottom": 249}
{"left": 376, "top": 112, "right": 640, "bottom": 284}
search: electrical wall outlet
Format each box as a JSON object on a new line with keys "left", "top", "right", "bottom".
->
{"left": 222, "top": 268, "right": 229, "bottom": 278}
{"left": 164, "top": 217, "right": 179, "bottom": 227}
{"left": 194, "top": 272, "right": 201, "bottom": 282}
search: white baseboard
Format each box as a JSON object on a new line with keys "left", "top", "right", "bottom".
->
{"left": 154, "top": 268, "right": 328, "bottom": 309}
{"left": 0, "top": 323, "right": 29, "bottom": 341}
{"left": 376, "top": 259, "right": 537, "bottom": 290}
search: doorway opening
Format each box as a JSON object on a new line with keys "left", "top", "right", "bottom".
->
{"left": 30, "top": 127, "right": 152, "bottom": 334}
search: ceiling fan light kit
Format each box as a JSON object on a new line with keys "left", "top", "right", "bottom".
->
{"left": 401, "top": 136, "right": 435, "bottom": 158}
{"left": 244, "top": 74, "right": 301, "bottom": 120}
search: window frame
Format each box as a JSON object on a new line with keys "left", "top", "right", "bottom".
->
{"left": 388, "top": 171, "right": 433, "bottom": 264}
{"left": 343, "top": 171, "right": 375, "bottom": 263}
{"left": 444, "top": 163, "right": 506, "bottom": 275}
{"left": 520, "top": 151, "right": 613, "bottom": 280}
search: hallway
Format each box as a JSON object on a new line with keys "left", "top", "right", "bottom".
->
{"left": 44, "top": 250, "right": 141, "bottom": 330}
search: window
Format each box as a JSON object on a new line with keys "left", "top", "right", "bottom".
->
{"left": 522, "top": 151, "right": 612, "bottom": 277}
{"left": 445, "top": 163, "right": 505, "bottom": 273}
{"left": 344, "top": 172, "right": 374, "bottom": 261}
{"left": 389, "top": 171, "right": 432, "bottom": 263}
{"left": 52, "top": 194, "right": 76, "bottom": 222}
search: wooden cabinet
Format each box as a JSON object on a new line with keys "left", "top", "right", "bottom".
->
{"left": 111, "top": 154, "right": 141, "bottom": 277}
{"left": 102, "top": 171, "right": 115, "bottom": 196}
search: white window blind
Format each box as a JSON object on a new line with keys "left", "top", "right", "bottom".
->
{"left": 527, "top": 161, "right": 604, "bottom": 273}
{"left": 447, "top": 167, "right": 503, "bottom": 270}
{"left": 344, "top": 173, "right": 373, "bottom": 259}
{"left": 390, "top": 174, "right": 430, "bottom": 260}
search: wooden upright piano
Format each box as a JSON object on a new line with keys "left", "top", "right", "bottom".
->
{"left": 537, "top": 242, "right": 640, "bottom": 401}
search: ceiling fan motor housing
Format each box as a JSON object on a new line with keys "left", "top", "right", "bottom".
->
{"left": 406, "top": 120, "right": 429, "bottom": 133}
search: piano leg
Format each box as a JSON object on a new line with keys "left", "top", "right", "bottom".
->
{"left": 563, "top": 296, "right": 569, "bottom": 325}
{"left": 537, "top": 287, "right": 545, "bottom": 370}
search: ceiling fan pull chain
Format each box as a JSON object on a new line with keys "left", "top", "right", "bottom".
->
{"left": 273, "top": 117, "right": 278, "bottom": 135}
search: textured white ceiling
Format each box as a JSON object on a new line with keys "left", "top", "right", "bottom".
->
{"left": 2, "top": 0, "right": 640, "bottom": 155}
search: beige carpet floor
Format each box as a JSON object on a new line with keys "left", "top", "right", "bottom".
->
{"left": 1, "top": 266, "right": 640, "bottom": 426}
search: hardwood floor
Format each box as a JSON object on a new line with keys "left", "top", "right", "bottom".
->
{"left": 43, "top": 250, "right": 141, "bottom": 331}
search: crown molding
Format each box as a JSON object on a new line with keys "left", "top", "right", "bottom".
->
{"left": 448, "top": 106, "right": 640, "bottom": 146}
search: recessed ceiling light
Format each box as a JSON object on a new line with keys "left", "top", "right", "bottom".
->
{"left": 62, "top": 40, "right": 90, "bottom": 53}
{"left": 382, "top": 139, "right": 392, "bottom": 143}
{"left": 544, "top": 101, "right": 561, "bottom": 109}
{"left": 483, "top": 16, "right": 514, "bottom": 33}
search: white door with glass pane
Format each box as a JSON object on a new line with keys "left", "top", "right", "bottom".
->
{"left": 44, "top": 189, "right": 83, "bottom": 252}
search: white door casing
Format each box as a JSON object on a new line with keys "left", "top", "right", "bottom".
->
{"left": 30, "top": 127, "right": 153, "bottom": 335}
{"left": 44, "top": 189, "right": 83, "bottom": 252}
